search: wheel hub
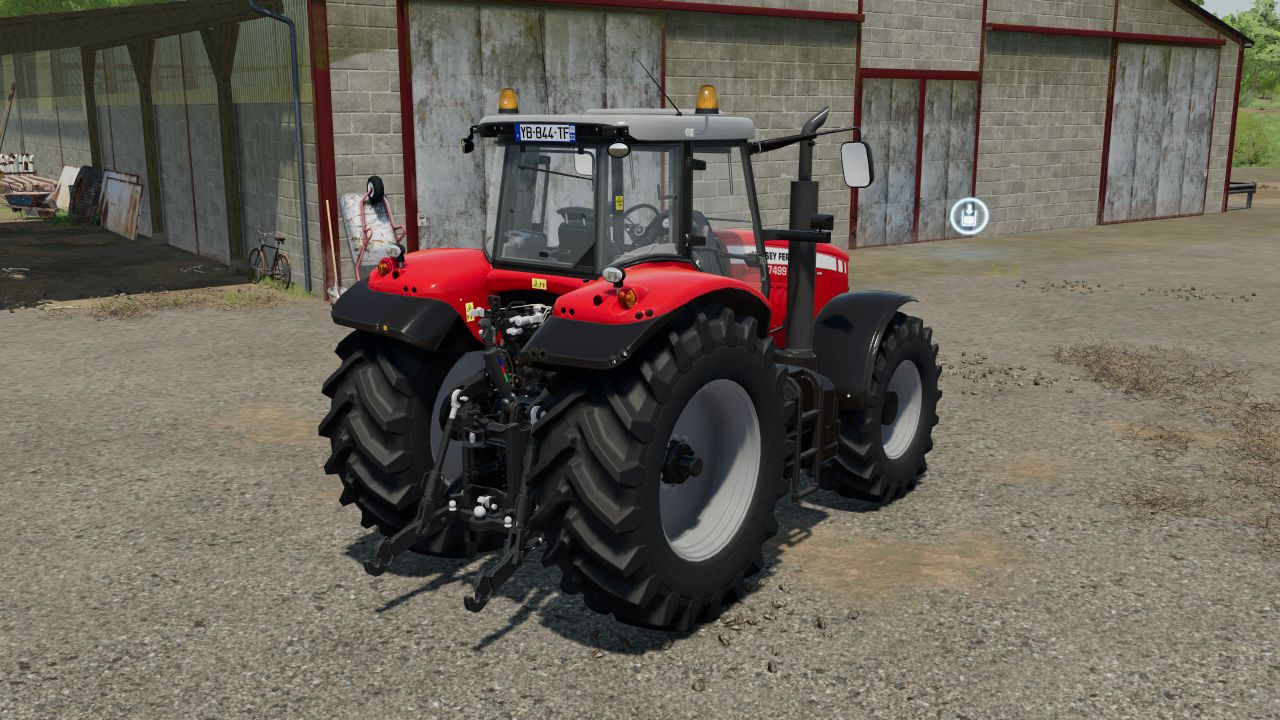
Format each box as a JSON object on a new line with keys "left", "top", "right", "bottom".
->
{"left": 661, "top": 440, "right": 703, "bottom": 485}
{"left": 659, "top": 380, "right": 762, "bottom": 562}
{"left": 881, "top": 391, "right": 900, "bottom": 425}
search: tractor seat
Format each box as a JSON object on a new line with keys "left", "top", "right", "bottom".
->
{"left": 502, "top": 230, "right": 548, "bottom": 260}
{"left": 556, "top": 214, "right": 596, "bottom": 260}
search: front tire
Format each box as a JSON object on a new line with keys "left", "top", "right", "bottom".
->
{"left": 529, "top": 304, "right": 786, "bottom": 631}
{"left": 822, "top": 313, "right": 941, "bottom": 502}
{"left": 319, "top": 332, "right": 501, "bottom": 557}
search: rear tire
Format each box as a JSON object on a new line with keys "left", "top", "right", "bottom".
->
{"left": 529, "top": 304, "right": 786, "bottom": 630}
{"left": 822, "top": 313, "right": 941, "bottom": 503}
{"left": 270, "top": 251, "right": 291, "bottom": 289}
{"left": 319, "top": 332, "right": 501, "bottom": 557}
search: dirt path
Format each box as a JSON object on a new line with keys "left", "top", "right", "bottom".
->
{"left": 2, "top": 206, "right": 1278, "bottom": 719}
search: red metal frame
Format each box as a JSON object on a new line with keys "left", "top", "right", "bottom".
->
{"left": 519, "top": 0, "right": 862, "bottom": 22}
{"left": 307, "top": 0, "right": 342, "bottom": 292}
{"left": 1202, "top": 45, "right": 1223, "bottom": 214}
{"left": 1096, "top": 40, "right": 1119, "bottom": 226}
{"left": 859, "top": 68, "right": 982, "bottom": 81}
{"left": 987, "top": 23, "right": 1225, "bottom": 47}
{"left": 972, "top": 0, "right": 988, "bottom": 196}
{"left": 911, "top": 79, "right": 926, "bottom": 242}
{"left": 851, "top": 68, "right": 981, "bottom": 248}
{"left": 1223, "top": 41, "right": 1245, "bottom": 212}
{"left": 395, "top": 0, "right": 420, "bottom": 252}
{"left": 848, "top": 25, "right": 861, "bottom": 248}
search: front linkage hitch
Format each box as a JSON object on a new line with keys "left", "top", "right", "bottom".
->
{"left": 363, "top": 299, "right": 548, "bottom": 613}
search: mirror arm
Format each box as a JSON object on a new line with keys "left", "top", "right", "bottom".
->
{"left": 762, "top": 228, "right": 831, "bottom": 244}
{"left": 750, "top": 126, "right": 859, "bottom": 155}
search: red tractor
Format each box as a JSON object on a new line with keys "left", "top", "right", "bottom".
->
{"left": 320, "top": 85, "right": 941, "bottom": 631}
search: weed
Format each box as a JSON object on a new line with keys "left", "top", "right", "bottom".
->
{"left": 90, "top": 286, "right": 287, "bottom": 320}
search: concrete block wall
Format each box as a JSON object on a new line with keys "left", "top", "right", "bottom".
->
{"left": 976, "top": 32, "right": 1113, "bottom": 236}
{"left": 986, "top": 0, "right": 1114, "bottom": 32}
{"left": 1206, "top": 42, "right": 1241, "bottom": 214}
{"left": 1117, "top": 0, "right": 1218, "bottom": 39}
{"left": 325, "top": 0, "right": 405, "bottom": 286}
{"left": 665, "top": 13, "right": 858, "bottom": 244}
{"left": 861, "top": 0, "right": 984, "bottom": 72}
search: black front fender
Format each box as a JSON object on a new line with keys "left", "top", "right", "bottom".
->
{"left": 331, "top": 282, "right": 481, "bottom": 352}
{"left": 813, "top": 291, "right": 916, "bottom": 412}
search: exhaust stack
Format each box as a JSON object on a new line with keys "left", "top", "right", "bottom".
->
{"left": 776, "top": 107, "right": 830, "bottom": 369}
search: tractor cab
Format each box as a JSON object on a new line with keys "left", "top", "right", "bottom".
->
{"left": 470, "top": 86, "right": 769, "bottom": 294}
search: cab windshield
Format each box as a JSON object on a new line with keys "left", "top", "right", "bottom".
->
{"left": 487, "top": 140, "right": 766, "bottom": 293}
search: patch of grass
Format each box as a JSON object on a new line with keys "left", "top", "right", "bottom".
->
{"left": 1057, "top": 342, "right": 1280, "bottom": 554}
{"left": 42, "top": 210, "right": 74, "bottom": 225}
{"left": 1232, "top": 111, "right": 1280, "bottom": 167}
{"left": 90, "top": 286, "right": 287, "bottom": 320}
{"left": 986, "top": 263, "right": 1021, "bottom": 277}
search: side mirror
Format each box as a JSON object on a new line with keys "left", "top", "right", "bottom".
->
{"left": 607, "top": 142, "right": 631, "bottom": 159}
{"left": 574, "top": 151, "right": 594, "bottom": 177}
{"left": 841, "top": 141, "right": 874, "bottom": 189}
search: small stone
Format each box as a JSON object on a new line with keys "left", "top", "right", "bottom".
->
{"left": 763, "top": 613, "right": 777, "bottom": 621}
{"left": 847, "top": 609, "right": 860, "bottom": 620}
{"left": 767, "top": 660, "right": 779, "bottom": 674}
{"left": 778, "top": 584, "right": 791, "bottom": 594}
{"left": 592, "top": 650, "right": 604, "bottom": 659}
{"left": 718, "top": 633, "right": 732, "bottom": 647}
{"left": 815, "top": 617, "right": 826, "bottom": 630}
{"left": 772, "top": 599, "right": 786, "bottom": 609}
{"left": 692, "top": 678, "right": 706, "bottom": 692}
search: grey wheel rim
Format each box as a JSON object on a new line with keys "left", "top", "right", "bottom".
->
{"left": 660, "top": 380, "right": 761, "bottom": 562}
{"left": 881, "top": 360, "right": 924, "bottom": 461}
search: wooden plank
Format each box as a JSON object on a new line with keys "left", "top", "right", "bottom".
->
{"left": 1105, "top": 44, "right": 1141, "bottom": 222}
{"left": 855, "top": 79, "right": 890, "bottom": 247}
{"left": 917, "top": 80, "right": 951, "bottom": 243}
{"left": 1154, "top": 44, "right": 1193, "bottom": 218}
{"left": 1181, "top": 46, "right": 1216, "bottom": 215}
{"left": 947, "top": 81, "right": 979, "bottom": 240}
{"left": 1129, "top": 44, "right": 1169, "bottom": 221}
{"left": 884, "top": 78, "right": 919, "bottom": 246}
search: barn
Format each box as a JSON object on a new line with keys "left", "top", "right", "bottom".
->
{"left": 0, "top": 0, "right": 1249, "bottom": 294}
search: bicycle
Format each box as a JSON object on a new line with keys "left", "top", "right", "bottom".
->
{"left": 248, "top": 229, "right": 292, "bottom": 289}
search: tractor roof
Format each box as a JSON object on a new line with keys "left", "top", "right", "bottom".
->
{"left": 477, "top": 108, "right": 756, "bottom": 143}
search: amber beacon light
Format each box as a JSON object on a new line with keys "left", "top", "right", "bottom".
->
{"left": 695, "top": 84, "right": 719, "bottom": 114}
{"left": 498, "top": 87, "right": 519, "bottom": 114}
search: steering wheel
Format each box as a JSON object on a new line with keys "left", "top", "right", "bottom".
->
{"left": 621, "top": 204, "right": 662, "bottom": 243}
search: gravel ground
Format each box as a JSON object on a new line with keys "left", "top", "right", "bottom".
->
{"left": 2, "top": 207, "right": 1279, "bottom": 719}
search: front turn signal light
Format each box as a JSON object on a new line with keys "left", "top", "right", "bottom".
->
{"left": 376, "top": 257, "right": 394, "bottom": 277}
{"left": 617, "top": 287, "right": 638, "bottom": 310}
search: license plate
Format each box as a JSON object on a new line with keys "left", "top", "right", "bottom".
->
{"left": 515, "top": 124, "right": 576, "bottom": 143}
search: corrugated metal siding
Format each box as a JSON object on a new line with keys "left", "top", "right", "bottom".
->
{"left": 153, "top": 35, "right": 200, "bottom": 256}
{"left": 94, "top": 45, "right": 153, "bottom": 238}
{"left": 232, "top": 0, "right": 314, "bottom": 264}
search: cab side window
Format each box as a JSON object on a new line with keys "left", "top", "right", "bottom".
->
{"left": 690, "top": 146, "right": 765, "bottom": 291}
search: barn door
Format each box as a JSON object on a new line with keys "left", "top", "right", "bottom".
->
{"left": 1102, "top": 43, "right": 1218, "bottom": 223}
{"left": 409, "top": 3, "right": 662, "bottom": 250}
{"left": 857, "top": 78, "right": 978, "bottom": 247}
{"left": 918, "top": 80, "right": 979, "bottom": 242}
{"left": 856, "top": 79, "right": 919, "bottom": 247}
